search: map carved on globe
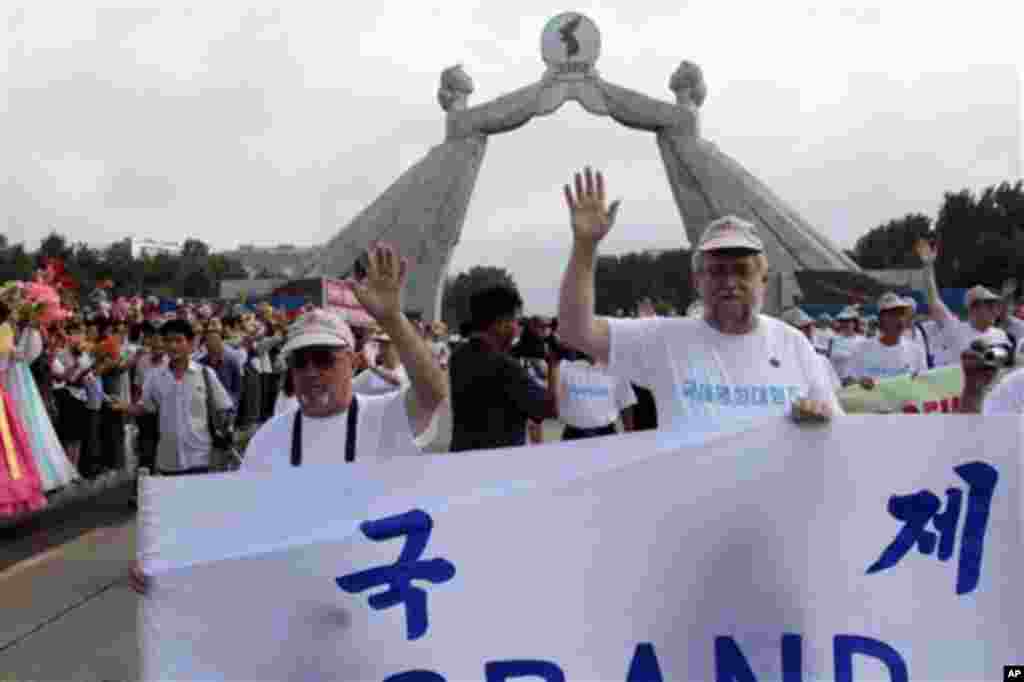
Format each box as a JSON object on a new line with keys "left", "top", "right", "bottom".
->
{"left": 541, "top": 12, "right": 601, "bottom": 75}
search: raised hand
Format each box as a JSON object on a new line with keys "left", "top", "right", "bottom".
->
{"left": 352, "top": 243, "right": 407, "bottom": 323}
{"left": 563, "top": 167, "right": 621, "bottom": 247}
{"left": 913, "top": 238, "right": 938, "bottom": 266}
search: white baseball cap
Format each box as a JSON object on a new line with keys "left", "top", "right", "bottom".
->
{"left": 697, "top": 216, "right": 764, "bottom": 252}
{"left": 280, "top": 308, "right": 355, "bottom": 356}
{"left": 965, "top": 285, "right": 1000, "bottom": 308}
{"left": 878, "top": 292, "right": 913, "bottom": 312}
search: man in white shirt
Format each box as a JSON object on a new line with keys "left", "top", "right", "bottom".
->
{"left": 780, "top": 307, "right": 841, "bottom": 393}
{"left": 812, "top": 313, "right": 834, "bottom": 354}
{"left": 557, "top": 350, "right": 637, "bottom": 439}
{"left": 914, "top": 239, "right": 1009, "bottom": 355}
{"left": 827, "top": 306, "right": 863, "bottom": 383}
{"left": 131, "top": 244, "right": 448, "bottom": 595}
{"left": 557, "top": 167, "right": 839, "bottom": 435}
{"left": 846, "top": 293, "right": 927, "bottom": 389}
{"left": 240, "top": 243, "right": 446, "bottom": 472}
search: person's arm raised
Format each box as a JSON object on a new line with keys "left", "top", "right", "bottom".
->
{"left": 913, "top": 239, "right": 953, "bottom": 325}
{"left": 558, "top": 167, "right": 621, "bottom": 366}
{"left": 353, "top": 244, "right": 448, "bottom": 436}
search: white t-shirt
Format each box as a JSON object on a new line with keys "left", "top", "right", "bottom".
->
{"left": 816, "top": 353, "right": 842, "bottom": 393}
{"left": 558, "top": 359, "right": 637, "bottom": 429}
{"left": 847, "top": 337, "right": 927, "bottom": 380}
{"left": 914, "top": 319, "right": 957, "bottom": 368}
{"left": 827, "top": 334, "right": 864, "bottom": 379}
{"left": 242, "top": 389, "right": 423, "bottom": 471}
{"left": 812, "top": 328, "right": 834, "bottom": 354}
{"left": 351, "top": 365, "right": 410, "bottom": 396}
{"left": 982, "top": 368, "right": 1024, "bottom": 415}
{"left": 939, "top": 318, "right": 1009, "bottom": 358}
{"left": 607, "top": 315, "right": 843, "bottom": 435}
{"left": 273, "top": 391, "right": 299, "bottom": 416}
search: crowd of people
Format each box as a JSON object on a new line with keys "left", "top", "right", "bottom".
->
{"left": 6, "top": 168, "right": 1024, "bottom": 532}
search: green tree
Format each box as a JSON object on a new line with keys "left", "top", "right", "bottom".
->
{"left": 853, "top": 213, "right": 932, "bottom": 270}
{"left": 440, "top": 266, "right": 518, "bottom": 330}
{"left": 38, "top": 230, "right": 72, "bottom": 263}
{"left": 181, "top": 238, "right": 211, "bottom": 262}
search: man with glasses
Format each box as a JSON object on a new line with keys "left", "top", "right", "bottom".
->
{"left": 913, "top": 239, "right": 1009, "bottom": 356}
{"left": 240, "top": 243, "right": 448, "bottom": 471}
{"left": 557, "top": 167, "right": 840, "bottom": 434}
{"left": 130, "top": 244, "right": 447, "bottom": 594}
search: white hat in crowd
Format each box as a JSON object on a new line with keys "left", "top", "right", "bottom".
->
{"left": 835, "top": 306, "right": 859, "bottom": 321}
{"left": 697, "top": 216, "right": 764, "bottom": 253}
{"left": 965, "top": 285, "right": 1001, "bottom": 308}
{"left": 877, "top": 292, "right": 913, "bottom": 312}
{"left": 280, "top": 308, "right": 355, "bottom": 357}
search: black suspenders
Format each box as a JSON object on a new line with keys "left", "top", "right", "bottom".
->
{"left": 291, "top": 397, "right": 359, "bottom": 466}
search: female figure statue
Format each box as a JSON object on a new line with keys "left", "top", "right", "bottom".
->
{"left": 595, "top": 60, "right": 857, "bottom": 272}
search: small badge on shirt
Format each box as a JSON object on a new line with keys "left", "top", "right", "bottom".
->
{"left": 770, "top": 357, "right": 781, "bottom": 368}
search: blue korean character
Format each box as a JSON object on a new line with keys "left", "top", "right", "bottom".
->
{"left": 337, "top": 509, "right": 456, "bottom": 640}
{"left": 867, "top": 462, "right": 998, "bottom": 595}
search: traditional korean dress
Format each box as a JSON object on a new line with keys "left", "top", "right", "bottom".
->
{"left": 2, "top": 325, "right": 79, "bottom": 491}
{"left": 0, "top": 322, "right": 47, "bottom": 516}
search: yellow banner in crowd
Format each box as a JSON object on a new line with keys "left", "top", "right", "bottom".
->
{"left": 839, "top": 366, "right": 965, "bottom": 414}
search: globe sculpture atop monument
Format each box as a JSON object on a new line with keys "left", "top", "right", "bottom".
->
{"left": 310, "top": 13, "right": 859, "bottom": 320}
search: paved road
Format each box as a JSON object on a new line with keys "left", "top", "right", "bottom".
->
{"left": 0, "top": 495, "right": 139, "bottom": 682}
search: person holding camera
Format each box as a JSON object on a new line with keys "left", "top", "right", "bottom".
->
{"left": 969, "top": 333, "right": 1018, "bottom": 414}
{"left": 449, "top": 286, "right": 560, "bottom": 452}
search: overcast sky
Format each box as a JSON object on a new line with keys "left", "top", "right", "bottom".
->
{"left": 3, "top": 3, "right": 1022, "bottom": 314}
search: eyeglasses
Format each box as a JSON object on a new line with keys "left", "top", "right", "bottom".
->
{"left": 288, "top": 347, "right": 344, "bottom": 371}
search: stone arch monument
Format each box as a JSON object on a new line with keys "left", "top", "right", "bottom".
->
{"left": 309, "top": 12, "right": 860, "bottom": 320}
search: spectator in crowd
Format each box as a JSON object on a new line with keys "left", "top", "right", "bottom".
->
{"left": 449, "top": 285, "right": 560, "bottom": 452}
{"left": 200, "top": 330, "right": 244, "bottom": 409}
{"left": 352, "top": 331, "right": 410, "bottom": 396}
{"left": 556, "top": 345, "right": 636, "bottom": 439}
{"left": 812, "top": 313, "right": 834, "bottom": 354}
{"left": 780, "top": 307, "right": 841, "bottom": 393}
{"left": 113, "top": 319, "right": 234, "bottom": 476}
{"left": 512, "top": 314, "right": 555, "bottom": 444}
{"left": 960, "top": 332, "right": 1016, "bottom": 414}
{"left": 827, "top": 307, "right": 863, "bottom": 382}
{"left": 557, "top": 167, "right": 839, "bottom": 433}
{"left": 845, "top": 293, "right": 927, "bottom": 389}
{"left": 914, "top": 239, "right": 1010, "bottom": 355}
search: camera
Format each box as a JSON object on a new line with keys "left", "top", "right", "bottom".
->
{"left": 965, "top": 338, "right": 1014, "bottom": 369}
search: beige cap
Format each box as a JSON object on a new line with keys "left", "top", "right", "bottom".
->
{"left": 697, "top": 216, "right": 764, "bottom": 252}
{"left": 877, "top": 292, "right": 912, "bottom": 312}
{"left": 965, "top": 285, "right": 1000, "bottom": 308}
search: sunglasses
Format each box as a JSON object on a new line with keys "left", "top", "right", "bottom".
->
{"left": 288, "top": 347, "right": 345, "bottom": 371}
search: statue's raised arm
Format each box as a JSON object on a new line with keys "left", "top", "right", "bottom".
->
{"left": 438, "top": 65, "right": 553, "bottom": 139}
{"left": 595, "top": 60, "right": 705, "bottom": 137}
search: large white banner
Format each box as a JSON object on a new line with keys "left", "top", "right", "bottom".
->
{"left": 139, "top": 417, "right": 1023, "bottom": 681}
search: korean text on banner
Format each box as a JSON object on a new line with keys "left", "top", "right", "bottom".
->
{"left": 139, "top": 416, "right": 1023, "bottom": 681}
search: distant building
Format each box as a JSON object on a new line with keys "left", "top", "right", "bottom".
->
{"left": 130, "top": 238, "right": 182, "bottom": 259}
